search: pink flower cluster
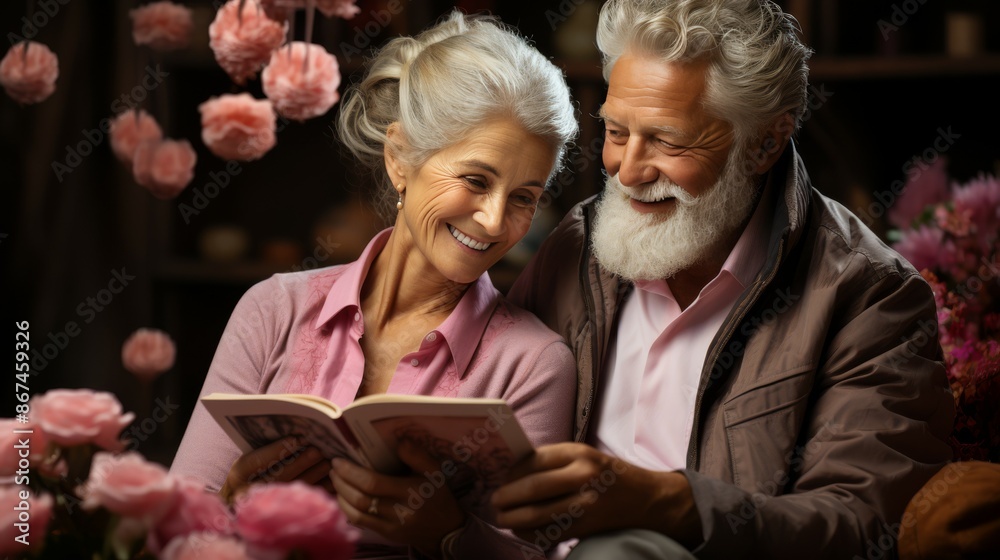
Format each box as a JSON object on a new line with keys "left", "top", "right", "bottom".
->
{"left": 892, "top": 170, "right": 1000, "bottom": 461}
{"left": 122, "top": 327, "right": 177, "bottom": 381}
{"left": 130, "top": 1, "right": 194, "bottom": 51}
{"left": 262, "top": 42, "right": 341, "bottom": 121}
{"left": 109, "top": 109, "right": 197, "bottom": 199}
{"left": 0, "top": 41, "right": 59, "bottom": 105}
{"left": 209, "top": 0, "right": 288, "bottom": 85}
{"left": 0, "top": 389, "right": 358, "bottom": 559}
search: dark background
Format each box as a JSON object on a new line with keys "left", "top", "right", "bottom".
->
{"left": 1, "top": 0, "right": 998, "bottom": 466}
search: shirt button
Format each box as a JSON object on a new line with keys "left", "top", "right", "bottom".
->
{"left": 426, "top": 332, "right": 437, "bottom": 342}
{"left": 410, "top": 359, "right": 420, "bottom": 367}
{"left": 354, "top": 312, "right": 360, "bottom": 322}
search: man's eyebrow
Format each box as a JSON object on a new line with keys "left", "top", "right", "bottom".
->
{"left": 596, "top": 106, "right": 619, "bottom": 126}
{"left": 597, "top": 106, "right": 687, "bottom": 140}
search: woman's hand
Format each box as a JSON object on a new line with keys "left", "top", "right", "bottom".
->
{"left": 330, "top": 440, "right": 466, "bottom": 558}
{"left": 219, "top": 436, "right": 331, "bottom": 503}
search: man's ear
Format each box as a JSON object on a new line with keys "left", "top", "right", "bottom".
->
{"left": 751, "top": 113, "right": 795, "bottom": 175}
{"left": 384, "top": 123, "right": 409, "bottom": 187}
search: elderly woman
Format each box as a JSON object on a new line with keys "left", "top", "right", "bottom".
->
{"left": 171, "top": 10, "right": 578, "bottom": 560}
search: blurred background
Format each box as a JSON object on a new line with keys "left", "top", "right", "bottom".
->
{"left": 1, "top": 0, "right": 998, "bottom": 466}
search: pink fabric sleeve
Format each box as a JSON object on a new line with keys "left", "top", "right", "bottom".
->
{"left": 169, "top": 278, "right": 280, "bottom": 491}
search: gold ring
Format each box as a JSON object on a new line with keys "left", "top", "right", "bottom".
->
{"left": 367, "top": 496, "right": 379, "bottom": 515}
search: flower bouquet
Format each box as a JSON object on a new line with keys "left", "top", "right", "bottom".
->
{"left": 1, "top": 389, "right": 358, "bottom": 559}
{"left": 892, "top": 160, "right": 1000, "bottom": 462}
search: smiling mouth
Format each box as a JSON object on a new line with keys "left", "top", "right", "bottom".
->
{"left": 448, "top": 225, "right": 493, "bottom": 251}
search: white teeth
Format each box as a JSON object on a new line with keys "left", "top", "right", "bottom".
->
{"left": 448, "top": 225, "right": 492, "bottom": 251}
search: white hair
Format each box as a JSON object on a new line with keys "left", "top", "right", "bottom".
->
{"left": 596, "top": 0, "right": 812, "bottom": 147}
{"left": 337, "top": 11, "right": 579, "bottom": 221}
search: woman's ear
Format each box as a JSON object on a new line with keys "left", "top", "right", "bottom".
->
{"left": 751, "top": 113, "right": 795, "bottom": 175}
{"left": 384, "top": 123, "right": 409, "bottom": 187}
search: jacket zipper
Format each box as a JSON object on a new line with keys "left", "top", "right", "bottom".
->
{"left": 578, "top": 205, "right": 599, "bottom": 442}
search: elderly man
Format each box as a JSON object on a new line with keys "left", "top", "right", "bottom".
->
{"left": 493, "top": 0, "right": 955, "bottom": 558}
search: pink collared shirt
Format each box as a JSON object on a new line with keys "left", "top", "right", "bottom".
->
{"left": 591, "top": 184, "right": 775, "bottom": 471}
{"left": 172, "top": 228, "right": 576, "bottom": 559}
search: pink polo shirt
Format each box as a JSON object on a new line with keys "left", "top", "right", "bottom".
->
{"left": 172, "top": 228, "right": 576, "bottom": 559}
{"left": 591, "top": 183, "right": 775, "bottom": 471}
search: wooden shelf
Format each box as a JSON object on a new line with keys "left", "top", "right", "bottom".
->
{"left": 809, "top": 54, "right": 1000, "bottom": 80}
{"left": 153, "top": 258, "right": 290, "bottom": 285}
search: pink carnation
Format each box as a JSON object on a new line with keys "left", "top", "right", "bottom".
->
{"left": 148, "top": 478, "right": 234, "bottom": 555}
{"left": 0, "top": 418, "right": 49, "bottom": 476}
{"left": 209, "top": 0, "right": 287, "bottom": 85}
{"left": 133, "top": 140, "right": 197, "bottom": 200}
{"left": 110, "top": 109, "right": 164, "bottom": 164}
{"left": 161, "top": 533, "right": 253, "bottom": 560}
{"left": 199, "top": 93, "right": 277, "bottom": 161}
{"left": 888, "top": 157, "right": 950, "bottom": 229}
{"left": 130, "top": 1, "right": 194, "bottom": 51}
{"left": 78, "top": 451, "right": 177, "bottom": 521}
{"left": 0, "top": 41, "right": 58, "bottom": 105}
{"left": 263, "top": 0, "right": 360, "bottom": 19}
{"left": 262, "top": 42, "right": 341, "bottom": 121}
{"left": 29, "top": 389, "right": 135, "bottom": 451}
{"left": 895, "top": 225, "right": 956, "bottom": 273}
{"left": 0, "top": 487, "right": 52, "bottom": 556}
{"left": 235, "top": 481, "right": 358, "bottom": 560}
{"left": 121, "top": 328, "right": 178, "bottom": 380}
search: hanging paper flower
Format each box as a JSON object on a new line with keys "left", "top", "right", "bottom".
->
{"left": 199, "top": 93, "right": 277, "bottom": 161}
{"left": 110, "top": 109, "right": 164, "bottom": 164}
{"left": 209, "top": 0, "right": 287, "bottom": 85}
{"left": 121, "top": 328, "right": 177, "bottom": 381}
{"left": 261, "top": 0, "right": 360, "bottom": 19}
{"left": 133, "top": 140, "right": 197, "bottom": 200}
{"left": 130, "top": 1, "right": 194, "bottom": 51}
{"left": 0, "top": 41, "right": 59, "bottom": 105}
{"left": 262, "top": 42, "right": 341, "bottom": 122}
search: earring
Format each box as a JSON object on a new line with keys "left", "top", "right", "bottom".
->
{"left": 396, "top": 183, "right": 404, "bottom": 210}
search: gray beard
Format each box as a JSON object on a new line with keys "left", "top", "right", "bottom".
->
{"left": 591, "top": 151, "right": 759, "bottom": 282}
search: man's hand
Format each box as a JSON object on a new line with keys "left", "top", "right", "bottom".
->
{"left": 220, "top": 436, "right": 330, "bottom": 503}
{"left": 330, "top": 440, "right": 466, "bottom": 559}
{"left": 491, "top": 443, "right": 702, "bottom": 547}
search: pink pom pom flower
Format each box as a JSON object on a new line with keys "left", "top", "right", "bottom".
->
{"left": 110, "top": 109, "right": 164, "bottom": 164}
{"left": 199, "top": 93, "right": 277, "bottom": 161}
{"left": 0, "top": 41, "right": 59, "bottom": 104}
{"left": 130, "top": 1, "right": 194, "bottom": 51}
{"left": 262, "top": 0, "right": 360, "bottom": 19}
{"left": 121, "top": 328, "right": 178, "bottom": 380}
{"left": 133, "top": 140, "right": 197, "bottom": 200}
{"left": 235, "top": 481, "right": 359, "bottom": 560}
{"left": 29, "top": 389, "right": 135, "bottom": 451}
{"left": 262, "top": 42, "right": 341, "bottom": 121}
{"left": 78, "top": 451, "right": 178, "bottom": 521}
{"left": 209, "top": 0, "right": 287, "bottom": 85}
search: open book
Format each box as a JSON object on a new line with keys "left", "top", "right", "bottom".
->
{"left": 201, "top": 393, "right": 533, "bottom": 499}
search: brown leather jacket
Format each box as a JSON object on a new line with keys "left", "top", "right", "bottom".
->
{"left": 508, "top": 144, "right": 955, "bottom": 559}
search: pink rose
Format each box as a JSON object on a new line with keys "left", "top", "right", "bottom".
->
{"left": 262, "top": 41, "right": 341, "bottom": 122}
{"left": 130, "top": 1, "right": 194, "bottom": 51}
{"left": 147, "top": 478, "right": 234, "bottom": 555}
{"left": 199, "top": 93, "right": 277, "bottom": 161}
{"left": 29, "top": 389, "right": 135, "bottom": 451}
{"left": 161, "top": 533, "right": 252, "bottom": 560}
{"left": 262, "top": 0, "right": 360, "bottom": 19}
{"left": 209, "top": 0, "right": 287, "bottom": 85}
{"left": 0, "top": 418, "right": 49, "bottom": 476}
{"left": 132, "top": 140, "right": 197, "bottom": 200}
{"left": 110, "top": 109, "right": 164, "bottom": 164}
{"left": 0, "top": 487, "right": 52, "bottom": 556}
{"left": 235, "top": 481, "right": 358, "bottom": 560}
{"left": 0, "top": 41, "right": 58, "bottom": 105}
{"left": 78, "top": 451, "right": 177, "bottom": 521}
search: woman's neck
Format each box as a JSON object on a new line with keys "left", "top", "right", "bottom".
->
{"left": 360, "top": 228, "right": 469, "bottom": 331}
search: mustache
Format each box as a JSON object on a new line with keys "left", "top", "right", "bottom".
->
{"left": 605, "top": 174, "right": 697, "bottom": 205}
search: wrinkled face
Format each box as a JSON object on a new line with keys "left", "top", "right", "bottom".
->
{"left": 592, "top": 52, "right": 760, "bottom": 281}
{"left": 600, "top": 53, "right": 736, "bottom": 212}
{"left": 394, "top": 118, "right": 557, "bottom": 285}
